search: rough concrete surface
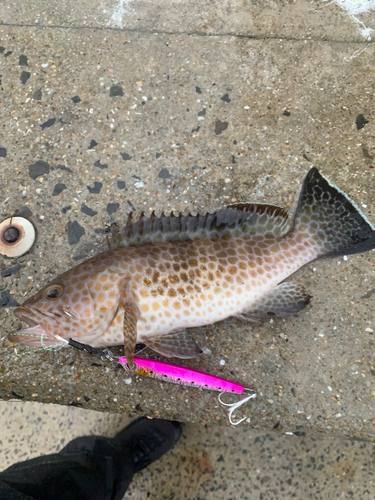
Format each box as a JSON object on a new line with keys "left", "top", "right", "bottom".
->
{"left": 1, "top": 401, "right": 375, "bottom": 499}
{"left": 1, "top": 0, "right": 375, "bottom": 454}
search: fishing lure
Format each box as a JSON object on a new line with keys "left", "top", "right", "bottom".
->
{"left": 67, "top": 338, "right": 256, "bottom": 425}
{"left": 7, "top": 331, "right": 256, "bottom": 424}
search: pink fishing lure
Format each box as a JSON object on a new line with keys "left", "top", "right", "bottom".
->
{"left": 119, "top": 356, "right": 245, "bottom": 394}
{"left": 6, "top": 334, "right": 255, "bottom": 424}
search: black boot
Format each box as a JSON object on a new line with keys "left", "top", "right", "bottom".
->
{"left": 0, "top": 418, "right": 183, "bottom": 500}
{"left": 113, "top": 417, "right": 183, "bottom": 473}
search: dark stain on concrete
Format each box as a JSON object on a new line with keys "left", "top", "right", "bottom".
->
{"left": 356, "top": 114, "right": 369, "bottom": 130}
{"left": 20, "top": 71, "right": 30, "bottom": 84}
{"left": 1, "top": 264, "right": 24, "bottom": 278}
{"left": 107, "top": 203, "right": 120, "bottom": 215}
{"left": 215, "top": 120, "right": 228, "bottom": 135}
{"left": 52, "top": 183, "right": 67, "bottom": 196}
{"left": 110, "top": 85, "right": 124, "bottom": 97}
{"left": 0, "top": 290, "right": 20, "bottom": 307}
{"left": 67, "top": 221, "right": 85, "bottom": 244}
{"left": 81, "top": 204, "right": 98, "bottom": 217}
{"left": 94, "top": 160, "right": 108, "bottom": 169}
{"left": 40, "top": 118, "right": 56, "bottom": 129}
{"left": 28, "top": 160, "right": 50, "bottom": 180}
{"left": 87, "top": 182, "right": 102, "bottom": 194}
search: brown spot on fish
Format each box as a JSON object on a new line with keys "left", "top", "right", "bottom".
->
{"left": 168, "top": 289, "right": 177, "bottom": 298}
{"left": 180, "top": 272, "right": 188, "bottom": 283}
{"left": 186, "top": 248, "right": 197, "bottom": 258}
{"left": 169, "top": 274, "right": 179, "bottom": 284}
{"left": 188, "top": 270, "right": 195, "bottom": 280}
{"left": 173, "top": 302, "right": 181, "bottom": 310}
{"left": 152, "top": 302, "right": 160, "bottom": 311}
{"left": 152, "top": 271, "right": 160, "bottom": 283}
{"left": 144, "top": 278, "right": 151, "bottom": 286}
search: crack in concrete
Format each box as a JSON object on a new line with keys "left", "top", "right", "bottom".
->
{"left": 362, "top": 288, "right": 375, "bottom": 300}
{"left": 0, "top": 22, "right": 373, "bottom": 45}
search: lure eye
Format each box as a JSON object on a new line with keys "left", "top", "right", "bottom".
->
{"left": 44, "top": 284, "right": 64, "bottom": 300}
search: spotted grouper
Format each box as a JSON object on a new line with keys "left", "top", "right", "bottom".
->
{"left": 10, "top": 168, "right": 375, "bottom": 367}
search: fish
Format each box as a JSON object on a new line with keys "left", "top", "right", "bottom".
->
{"left": 9, "top": 168, "right": 375, "bottom": 368}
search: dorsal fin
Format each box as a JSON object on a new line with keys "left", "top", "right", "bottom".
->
{"left": 108, "top": 204, "right": 290, "bottom": 248}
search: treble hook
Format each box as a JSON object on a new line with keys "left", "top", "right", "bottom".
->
{"left": 218, "top": 389, "right": 257, "bottom": 426}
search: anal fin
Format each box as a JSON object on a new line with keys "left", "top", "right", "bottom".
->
{"left": 144, "top": 330, "right": 202, "bottom": 359}
{"left": 237, "top": 282, "right": 311, "bottom": 322}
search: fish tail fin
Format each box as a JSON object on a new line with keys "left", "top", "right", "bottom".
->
{"left": 293, "top": 167, "right": 375, "bottom": 258}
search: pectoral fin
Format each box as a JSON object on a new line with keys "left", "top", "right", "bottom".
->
{"left": 123, "top": 303, "right": 139, "bottom": 368}
{"left": 237, "top": 282, "right": 311, "bottom": 322}
{"left": 144, "top": 330, "right": 202, "bottom": 359}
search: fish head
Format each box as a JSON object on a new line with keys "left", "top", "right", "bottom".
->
{"left": 12, "top": 267, "right": 117, "bottom": 346}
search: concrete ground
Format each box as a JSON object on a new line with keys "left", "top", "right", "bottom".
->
{"left": 1, "top": 0, "right": 375, "bottom": 497}
{"left": 1, "top": 400, "right": 375, "bottom": 500}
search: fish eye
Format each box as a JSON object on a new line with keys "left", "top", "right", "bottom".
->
{"left": 44, "top": 284, "right": 64, "bottom": 300}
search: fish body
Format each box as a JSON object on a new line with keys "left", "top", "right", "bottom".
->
{"left": 11, "top": 168, "right": 375, "bottom": 367}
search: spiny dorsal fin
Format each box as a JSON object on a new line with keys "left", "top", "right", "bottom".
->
{"left": 108, "top": 204, "right": 291, "bottom": 248}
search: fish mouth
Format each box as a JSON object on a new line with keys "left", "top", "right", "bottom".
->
{"left": 13, "top": 306, "right": 40, "bottom": 328}
{"left": 10, "top": 306, "right": 66, "bottom": 347}
{"left": 13, "top": 305, "right": 59, "bottom": 335}
{"left": 13, "top": 305, "right": 76, "bottom": 335}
